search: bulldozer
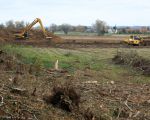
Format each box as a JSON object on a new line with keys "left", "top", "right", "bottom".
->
{"left": 124, "top": 35, "right": 146, "bottom": 46}
{"left": 14, "top": 18, "right": 52, "bottom": 39}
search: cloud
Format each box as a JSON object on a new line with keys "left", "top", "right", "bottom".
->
{"left": 0, "top": 0, "right": 150, "bottom": 26}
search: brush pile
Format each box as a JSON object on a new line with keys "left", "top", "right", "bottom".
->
{"left": 113, "top": 50, "right": 150, "bottom": 76}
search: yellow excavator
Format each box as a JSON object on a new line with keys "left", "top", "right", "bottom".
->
{"left": 14, "top": 18, "right": 52, "bottom": 39}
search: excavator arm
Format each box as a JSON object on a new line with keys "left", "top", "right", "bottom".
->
{"left": 14, "top": 18, "right": 52, "bottom": 39}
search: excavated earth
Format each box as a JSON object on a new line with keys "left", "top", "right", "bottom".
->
{"left": 0, "top": 28, "right": 62, "bottom": 47}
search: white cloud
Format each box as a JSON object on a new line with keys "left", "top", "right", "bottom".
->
{"left": 0, "top": 0, "right": 150, "bottom": 26}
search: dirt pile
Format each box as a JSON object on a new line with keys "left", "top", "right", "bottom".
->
{"left": 0, "top": 29, "right": 14, "bottom": 42}
{"left": 29, "top": 29, "right": 62, "bottom": 43}
{"left": 0, "top": 28, "right": 62, "bottom": 45}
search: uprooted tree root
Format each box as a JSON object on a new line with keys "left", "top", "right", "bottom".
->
{"left": 43, "top": 86, "right": 108, "bottom": 120}
{"left": 43, "top": 85, "right": 80, "bottom": 112}
{"left": 113, "top": 50, "right": 150, "bottom": 76}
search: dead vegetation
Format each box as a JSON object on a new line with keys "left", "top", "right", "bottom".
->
{"left": 113, "top": 50, "right": 150, "bottom": 76}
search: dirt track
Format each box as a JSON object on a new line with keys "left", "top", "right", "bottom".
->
{"left": 11, "top": 40, "right": 150, "bottom": 49}
{"left": 11, "top": 35, "right": 150, "bottom": 48}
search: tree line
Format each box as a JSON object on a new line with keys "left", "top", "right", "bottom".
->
{"left": 0, "top": 19, "right": 150, "bottom": 35}
{"left": 0, "top": 19, "right": 110, "bottom": 36}
{"left": 48, "top": 20, "right": 109, "bottom": 35}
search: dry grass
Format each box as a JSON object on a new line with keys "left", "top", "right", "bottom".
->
{"left": 60, "top": 35, "right": 127, "bottom": 44}
{"left": 113, "top": 50, "right": 150, "bottom": 76}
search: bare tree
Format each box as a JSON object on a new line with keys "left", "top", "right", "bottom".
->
{"left": 49, "top": 24, "right": 57, "bottom": 33}
{"left": 0, "top": 24, "right": 5, "bottom": 29}
{"left": 5, "top": 20, "right": 15, "bottom": 29}
{"left": 60, "top": 24, "right": 71, "bottom": 35}
{"left": 93, "top": 19, "right": 108, "bottom": 36}
{"left": 15, "top": 21, "right": 25, "bottom": 29}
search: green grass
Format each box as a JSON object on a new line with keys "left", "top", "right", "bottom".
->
{"left": 1, "top": 44, "right": 150, "bottom": 84}
{"left": 1, "top": 44, "right": 111, "bottom": 71}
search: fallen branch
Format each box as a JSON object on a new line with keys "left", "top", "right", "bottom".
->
{"left": 0, "top": 116, "right": 12, "bottom": 119}
{"left": 21, "top": 109, "right": 39, "bottom": 120}
{"left": 10, "top": 87, "right": 28, "bottom": 96}
{"left": 31, "top": 88, "right": 36, "bottom": 96}
{"left": 117, "top": 108, "right": 122, "bottom": 119}
{"left": 0, "top": 95, "right": 4, "bottom": 106}
{"left": 124, "top": 100, "right": 133, "bottom": 111}
{"left": 133, "top": 111, "right": 140, "bottom": 118}
{"left": 34, "top": 114, "right": 39, "bottom": 120}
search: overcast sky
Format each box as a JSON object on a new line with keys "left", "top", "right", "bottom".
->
{"left": 0, "top": 0, "right": 150, "bottom": 26}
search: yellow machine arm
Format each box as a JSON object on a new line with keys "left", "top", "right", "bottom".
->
{"left": 15, "top": 18, "right": 52, "bottom": 39}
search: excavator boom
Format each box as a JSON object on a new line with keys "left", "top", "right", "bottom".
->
{"left": 14, "top": 18, "right": 52, "bottom": 39}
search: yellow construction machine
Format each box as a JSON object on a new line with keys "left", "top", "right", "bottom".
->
{"left": 124, "top": 35, "right": 146, "bottom": 46}
{"left": 14, "top": 18, "right": 52, "bottom": 39}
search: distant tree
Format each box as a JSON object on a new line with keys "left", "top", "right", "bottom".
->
{"left": 49, "top": 24, "right": 57, "bottom": 33}
{"left": 15, "top": 21, "right": 25, "bottom": 29}
{"left": 140, "top": 27, "right": 148, "bottom": 33}
{"left": 70, "top": 26, "right": 76, "bottom": 32}
{"left": 0, "top": 23, "right": 5, "bottom": 29}
{"left": 60, "top": 24, "right": 71, "bottom": 35}
{"left": 122, "top": 28, "right": 126, "bottom": 34}
{"left": 75, "top": 25, "right": 86, "bottom": 32}
{"left": 5, "top": 20, "right": 15, "bottom": 29}
{"left": 93, "top": 19, "right": 108, "bottom": 36}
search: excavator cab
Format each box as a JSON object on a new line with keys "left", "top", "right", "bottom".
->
{"left": 15, "top": 32, "right": 29, "bottom": 39}
{"left": 14, "top": 18, "right": 52, "bottom": 40}
{"left": 23, "top": 32, "right": 29, "bottom": 39}
{"left": 131, "top": 35, "right": 141, "bottom": 40}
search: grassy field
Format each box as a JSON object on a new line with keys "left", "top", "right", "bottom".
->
{"left": 1, "top": 44, "right": 150, "bottom": 84}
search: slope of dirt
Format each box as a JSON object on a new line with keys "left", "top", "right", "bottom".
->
{"left": 0, "top": 49, "right": 149, "bottom": 120}
{"left": 0, "top": 29, "right": 14, "bottom": 42}
{"left": 0, "top": 28, "right": 62, "bottom": 46}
